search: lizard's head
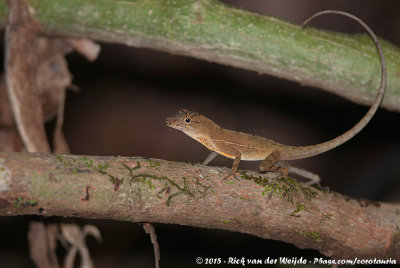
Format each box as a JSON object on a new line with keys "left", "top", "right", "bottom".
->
{"left": 166, "top": 109, "right": 209, "bottom": 135}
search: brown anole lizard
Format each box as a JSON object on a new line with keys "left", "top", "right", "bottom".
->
{"left": 166, "top": 11, "right": 387, "bottom": 182}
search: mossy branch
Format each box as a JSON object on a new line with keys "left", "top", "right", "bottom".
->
{"left": 0, "top": 0, "right": 399, "bottom": 111}
{"left": 0, "top": 152, "right": 399, "bottom": 260}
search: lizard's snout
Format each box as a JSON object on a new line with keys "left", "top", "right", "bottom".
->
{"left": 165, "top": 116, "right": 177, "bottom": 127}
{"left": 166, "top": 109, "right": 191, "bottom": 129}
{"left": 165, "top": 117, "right": 172, "bottom": 126}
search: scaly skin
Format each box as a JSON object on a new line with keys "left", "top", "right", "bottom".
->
{"left": 166, "top": 11, "right": 387, "bottom": 176}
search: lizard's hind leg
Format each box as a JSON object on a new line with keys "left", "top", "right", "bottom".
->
{"left": 260, "top": 151, "right": 288, "bottom": 177}
{"left": 261, "top": 152, "right": 321, "bottom": 186}
{"left": 279, "top": 161, "right": 321, "bottom": 186}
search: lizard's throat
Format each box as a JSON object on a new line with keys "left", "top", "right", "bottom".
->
{"left": 182, "top": 129, "right": 201, "bottom": 139}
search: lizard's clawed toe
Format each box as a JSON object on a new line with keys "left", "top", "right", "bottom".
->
{"left": 223, "top": 171, "right": 241, "bottom": 181}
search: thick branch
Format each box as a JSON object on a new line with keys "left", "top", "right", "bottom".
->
{"left": 0, "top": 0, "right": 399, "bottom": 111}
{"left": 0, "top": 152, "right": 399, "bottom": 260}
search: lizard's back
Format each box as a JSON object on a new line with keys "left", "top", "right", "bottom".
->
{"left": 211, "top": 128, "right": 287, "bottom": 161}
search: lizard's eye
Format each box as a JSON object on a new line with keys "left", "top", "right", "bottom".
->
{"left": 185, "top": 118, "right": 191, "bottom": 123}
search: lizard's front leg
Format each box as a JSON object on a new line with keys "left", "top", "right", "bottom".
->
{"left": 231, "top": 154, "right": 241, "bottom": 174}
{"left": 260, "top": 151, "right": 288, "bottom": 177}
{"left": 213, "top": 141, "right": 241, "bottom": 180}
{"left": 223, "top": 153, "right": 241, "bottom": 180}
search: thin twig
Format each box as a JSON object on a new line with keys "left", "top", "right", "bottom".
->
{"left": 143, "top": 223, "right": 160, "bottom": 268}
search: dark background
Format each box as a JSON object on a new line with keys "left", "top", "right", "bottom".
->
{"left": 1, "top": 1, "right": 400, "bottom": 267}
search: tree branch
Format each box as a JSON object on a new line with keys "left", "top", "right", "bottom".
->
{"left": 0, "top": 152, "right": 399, "bottom": 260}
{"left": 0, "top": 0, "right": 399, "bottom": 111}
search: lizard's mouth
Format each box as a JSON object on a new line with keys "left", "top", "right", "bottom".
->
{"left": 165, "top": 117, "right": 172, "bottom": 126}
{"left": 165, "top": 116, "right": 177, "bottom": 128}
{"left": 166, "top": 118, "right": 183, "bottom": 131}
{"left": 166, "top": 110, "right": 188, "bottom": 129}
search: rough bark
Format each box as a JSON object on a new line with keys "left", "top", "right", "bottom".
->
{"left": 0, "top": 152, "right": 399, "bottom": 260}
{"left": 0, "top": 0, "right": 399, "bottom": 111}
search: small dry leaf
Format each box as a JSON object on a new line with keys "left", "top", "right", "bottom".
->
{"left": 60, "top": 224, "right": 102, "bottom": 268}
{"left": 53, "top": 89, "right": 70, "bottom": 154}
{"left": 46, "top": 224, "right": 60, "bottom": 267}
{"left": 66, "top": 38, "right": 101, "bottom": 62}
{"left": 82, "top": 225, "right": 103, "bottom": 243}
{"left": 4, "top": 0, "right": 101, "bottom": 153}
{"left": 5, "top": 0, "right": 68, "bottom": 152}
{"left": 28, "top": 222, "right": 60, "bottom": 268}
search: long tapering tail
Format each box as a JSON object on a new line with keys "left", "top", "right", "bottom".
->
{"left": 281, "top": 10, "right": 386, "bottom": 161}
